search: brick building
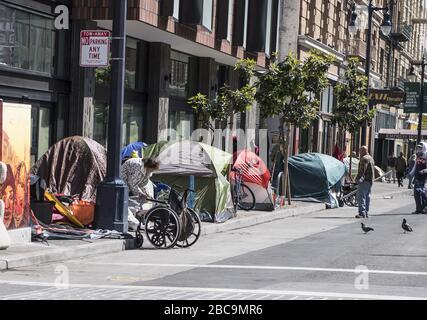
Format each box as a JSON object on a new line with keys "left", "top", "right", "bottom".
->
{"left": 268, "top": 0, "right": 427, "bottom": 170}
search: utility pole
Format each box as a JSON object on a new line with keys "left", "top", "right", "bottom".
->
{"left": 94, "top": 0, "right": 129, "bottom": 233}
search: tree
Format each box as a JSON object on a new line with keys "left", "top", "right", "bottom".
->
{"left": 256, "top": 50, "right": 335, "bottom": 203}
{"left": 331, "top": 57, "right": 375, "bottom": 179}
{"left": 188, "top": 59, "right": 257, "bottom": 144}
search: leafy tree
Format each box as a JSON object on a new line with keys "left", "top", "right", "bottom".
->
{"left": 188, "top": 59, "right": 257, "bottom": 143}
{"left": 256, "top": 50, "right": 335, "bottom": 201}
{"left": 331, "top": 57, "right": 375, "bottom": 178}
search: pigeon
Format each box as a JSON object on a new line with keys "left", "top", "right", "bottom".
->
{"left": 402, "top": 219, "right": 413, "bottom": 233}
{"left": 361, "top": 223, "right": 374, "bottom": 234}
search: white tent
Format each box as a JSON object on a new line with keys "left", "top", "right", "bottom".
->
{"left": 240, "top": 182, "right": 275, "bottom": 211}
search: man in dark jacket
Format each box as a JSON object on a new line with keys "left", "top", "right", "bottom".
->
{"left": 355, "top": 146, "right": 375, "bottom": 219}
{"left": 387, "top": 153, "right": 397, "bottom": 183}
{"left": 396, "top": 152, "right": 407, "bottom": 187}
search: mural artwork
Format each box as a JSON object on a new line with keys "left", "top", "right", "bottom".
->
{"left": 0, "top": 101, "right": 32, "bottom": 230}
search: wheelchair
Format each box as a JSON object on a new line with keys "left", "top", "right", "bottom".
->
{"left": 338, "top": 183, "right": 358, "bottom": 207}
{"left": 134, "top": 186, "right": 202, "bottom": 249}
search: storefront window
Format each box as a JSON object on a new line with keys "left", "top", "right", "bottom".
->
{"left": 93, "top": 102, "right": 144, "bottom": 147}
{"left": 30, "top": 104, "right": 51, "bottom": 165}
{"left": 38, "top": 107, "right": 50, "bottom": 160}
{"left": 170, "top": 50, "right": 190, "bottom": 98}
{"left": 125, "top": 38, "right": 137, "bottom": 89}
{"left": 0, "top": 3, "right": 55, "bottom": 74}
{"left": 169, "top": 111, "right": 194, "bottom": 140}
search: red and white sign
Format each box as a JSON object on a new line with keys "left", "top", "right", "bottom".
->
{"left": 80, "top": 30, "right": 111, "bottom": 67}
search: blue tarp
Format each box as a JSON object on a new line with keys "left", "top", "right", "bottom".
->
{"left": 121, "top": 142, "right": 147, "bottom": 160}
{"left": 288, "top": 153, "right": 347, "bottom": 202}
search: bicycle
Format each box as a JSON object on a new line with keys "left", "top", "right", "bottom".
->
{"left": 134, "top": 187, "right": 202, "bottom": 249}
{"left": 230, "top": 167, "right": 256, "bottom": 211}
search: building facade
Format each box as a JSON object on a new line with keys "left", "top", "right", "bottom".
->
{"left": 0, "top": 0, "right": 280, "bottom": 165}
{"left": 269, "top": 0, "right": 427, "bottom": 170}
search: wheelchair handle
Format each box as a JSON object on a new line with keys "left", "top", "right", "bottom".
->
{"left": 146, "top": 198, "right": 168, "bottom": 205}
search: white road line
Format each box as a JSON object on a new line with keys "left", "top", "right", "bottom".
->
{"left": 80, "top": 261, "right": 427, "bottom": 277}
{"left": 0, "top": 279, "right": 425, "bottom": 300}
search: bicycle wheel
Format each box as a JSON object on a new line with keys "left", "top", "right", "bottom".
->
{"left": 145, "top": 207, "right": 181, "bottom": 249}
{"left": 175, "top": 208, "right": 202, "bottom": 248}
{"left": 237, "top": 184, "right": 256, "bottom": 211}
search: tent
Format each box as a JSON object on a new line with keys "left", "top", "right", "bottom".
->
{"left": 143, "top": 140, "right": 235, "bottom": 222}
{"left": 288, "top": 153, "right": 346, "bottom": 204}
{"left": 230, "top": 150, "right": 274, "bottom": 211}
{"left": 31, "top": 136, "right": 106, "bottom": 202}
{"left": 121, "top": 141, "right": 147, "bottom": 160}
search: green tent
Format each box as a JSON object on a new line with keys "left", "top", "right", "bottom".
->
{"left": 288, "top": 153, "right": 347, "bottom": 202}
{"left": 142, "top": 140, "right": 235, "bottom": 222}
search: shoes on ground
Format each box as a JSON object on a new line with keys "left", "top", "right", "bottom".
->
{"left": 355, "top": 214, "right": 367, "bottom": 219}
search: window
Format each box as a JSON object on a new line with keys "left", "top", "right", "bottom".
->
{"left": 170, "top": 50, "right": 190, "bottom": 98}
{"left": 93, "top": 102, "right": 143, "bottom": 148}
{"left": 30, "top": 104, "right": 52, "bottom": 165}
{"left": 125, "top": 38, "right": 138, "bottom": 89}
{"left": 173, "top": 0, "right": 180, "bottom": 19}
{"left": 265, "top": 0, "right": 273, "bottom": 55}
{"left": 227, "top": 0, "right": 234, "bottom": 42}
{"left": 243, "top": 0, "right": 249, "bottom": 48}
{"left": 169, "top": 111, "right": 194, "bottom": 140}
{"left": 202, "top": 0, "right": 213, "bottom": 30}
{"left": 320, "top": 85, "right": 334, "bottom": 114}
{"left": 0, "top": 4, "right": 55, "bottom": 74}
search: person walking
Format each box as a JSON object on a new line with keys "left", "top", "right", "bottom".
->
{"left": 387, "top": 153, "right": 397, "bottom": 183}
{"left": 395, "top": 152, "right": 407, "bottom": 187}
{"left": 410, "top": 143, "right": 427, "bottom": 214}
{"left": 355, "top": 146, "right": 375, "bottom": 219}
{"left": 407, "top": 153, "right": 416, "bottom": 189}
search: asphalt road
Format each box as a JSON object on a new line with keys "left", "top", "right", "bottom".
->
{"left": 0, "top": 195, "right": 426, "bottom": 300}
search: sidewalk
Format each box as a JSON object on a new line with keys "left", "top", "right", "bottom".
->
{"left": 0, "top": 182, "right": 412, "bottom": 271}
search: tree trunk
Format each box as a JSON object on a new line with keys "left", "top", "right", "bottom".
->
{"left": 283, "top": 122, "right": 292, "bottom": 205}
{"left": 349, "top": 133, "right": 353, "bottom": 182}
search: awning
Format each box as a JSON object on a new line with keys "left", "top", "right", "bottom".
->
{"left": 378, "top": 128, "right": 427, "bottom": 140}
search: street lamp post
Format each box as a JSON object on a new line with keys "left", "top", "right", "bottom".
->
{"left": 349, "top": 1, "right": 392, "bottom": 149}
{"left": 94, "top": 0, "right": 129, "bottom": 233}
{"left": 409, "top": 54, "right": 427, "bottom": 145}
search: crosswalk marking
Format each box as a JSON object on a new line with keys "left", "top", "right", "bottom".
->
{"left": 80, "top": 261, "right": 427, "bottom": 277}
{"left": 0, "top": 279, "right": 425, "bottom": 300}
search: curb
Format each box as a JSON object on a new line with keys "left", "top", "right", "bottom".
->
{"left": 0, "top": 239, "right": 126, "bottom": 271}
{"left": 201, "top": 203, "right": 326, "bottom": 236}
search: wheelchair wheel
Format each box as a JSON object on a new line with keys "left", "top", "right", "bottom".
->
{"left": 175, "top": 208, "right": 202, "bottom": 248}
{"left": 135, "top": 231, "right": 144, "bottom": 249}
{"left": 145, "top": 207, "right": 181, "bottom": 249}
{"left": 237, "top": 184, "right": 256, "bottom": 211}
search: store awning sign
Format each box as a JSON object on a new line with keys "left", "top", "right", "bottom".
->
{"left": 368, "top": 89, "right": 406, "bottom": 106}
{"left": 80, "top": 30, "right": 110, "bottom": 67}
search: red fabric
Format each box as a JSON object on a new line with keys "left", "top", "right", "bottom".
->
{"left": 230, "top": 150, "right": 271, "bottom": 189}
{"left": 333, "top": 143, "right": 345, "bottom": 162}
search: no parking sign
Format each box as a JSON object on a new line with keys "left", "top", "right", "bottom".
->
{"left": 80, "top": 30, "right": 111, "bottom": 67}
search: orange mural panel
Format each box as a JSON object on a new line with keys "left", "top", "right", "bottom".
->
{"left": 0, "top": 100, "right": 32, "bottom": 230}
